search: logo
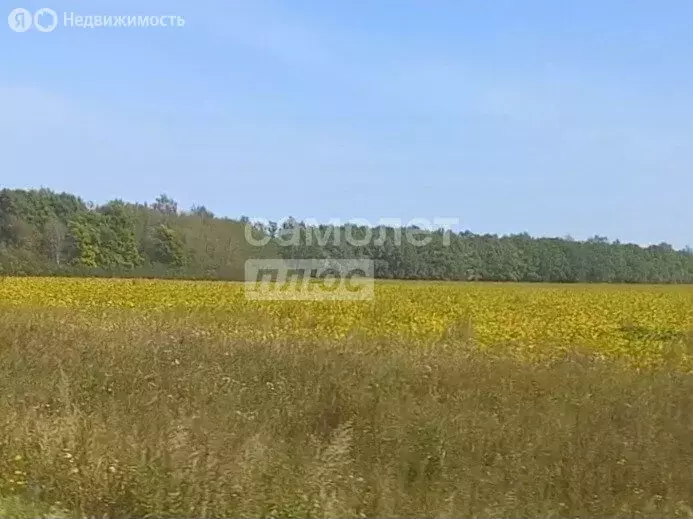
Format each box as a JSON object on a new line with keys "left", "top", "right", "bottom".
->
{"left": 8, "top": 7, "right": 58, "bottom": 32}
{"left": 8, "top": 7, "right": 31, "bottom": 32}
{"left": 34, "top": 8, "right": 57, "bottom": 32}
{"left": 245, "top": 259, "right": 375, "bottom": 301}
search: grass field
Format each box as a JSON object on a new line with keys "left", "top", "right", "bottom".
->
{"left": 2, "top": 277, "right": 693, "bottom": 517}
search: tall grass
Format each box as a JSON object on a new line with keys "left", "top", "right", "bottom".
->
{"left": 1, "top": 308, "right": 693, "bottom": 517}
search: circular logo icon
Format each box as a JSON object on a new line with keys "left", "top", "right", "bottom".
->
{"left": 8, "top": 7, "right": 32, "bottom": 32}
{"left": 33, "top": 7, "right": 57, "bottom": 32}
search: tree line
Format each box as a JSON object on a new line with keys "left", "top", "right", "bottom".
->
{"left": 1, "top": 188, "right": 692, "bottom": 283}
{"left": 0, "top": 188, "right": 269, "bottom": 279}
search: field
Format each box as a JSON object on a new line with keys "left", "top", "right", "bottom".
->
{"left": 2, "top": 277, "right": 693, "bottom": 517}
{"left": 3, "top": 277, "right": 693, "bottom": 369}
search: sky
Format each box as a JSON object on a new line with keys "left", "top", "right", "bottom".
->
{"left": 1, "top": 0, "right": 692, "bottom": 248}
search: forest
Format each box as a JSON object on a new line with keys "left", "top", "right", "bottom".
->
{"left": 1, "top": 187, "right": 692, "bottom": 283}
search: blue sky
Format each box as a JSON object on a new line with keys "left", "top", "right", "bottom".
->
{"left": 2, "top": 0, "right": 692, "bottom": 248}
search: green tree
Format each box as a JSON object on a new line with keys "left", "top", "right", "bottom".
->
{"left": 152, "top": 224, "right": 186, "bottom": 267}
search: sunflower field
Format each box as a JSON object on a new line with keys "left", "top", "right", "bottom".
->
{"left": 1, "top": 276, "right": 692, "bottom": 369}
{"left": 4, "top": 276, "right": 693, "bottom": 516}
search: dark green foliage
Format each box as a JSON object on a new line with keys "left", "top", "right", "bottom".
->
{"left": 277, "top": 223, "right": 693, "bottom": 283}
{"left": 1, "top": 187, "right": 693, "bottom": 283}
{"left": 0, "top": 188, "right": 276, "bottom": 280}
{"left": 151, "top": 224, "right": 186, "bottom": 267}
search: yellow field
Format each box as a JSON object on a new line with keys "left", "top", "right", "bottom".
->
{"left": 2, "top": 277, "right": 692, "bottom": 370}
{"left": 3, "top": 276, "right": 693, "bottom": 517}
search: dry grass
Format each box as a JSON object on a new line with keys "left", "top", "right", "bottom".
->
{"left": 2, "top": 308, "right": 693, "bottom": 517}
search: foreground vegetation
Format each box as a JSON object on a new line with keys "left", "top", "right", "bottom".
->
{"left": 1, "top": 279, "right": 693, "bottom": 516}
{"left": 2, "top": 310, "right": 693, "bottom": 517}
